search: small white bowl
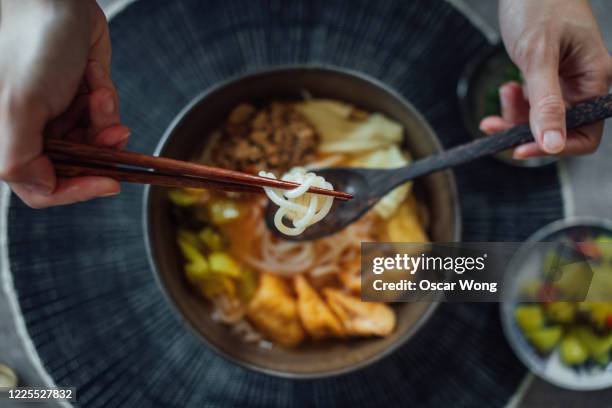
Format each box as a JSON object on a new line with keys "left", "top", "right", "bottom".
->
{"left": 500, "top": 217, "right": 612, "bottom": 391}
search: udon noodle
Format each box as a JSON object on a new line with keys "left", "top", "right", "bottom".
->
{"left": 259, "top": 167, "right": 334, "bottom": 236}
{"left": 241, "top": 198, "right": 375, "bottom": 278}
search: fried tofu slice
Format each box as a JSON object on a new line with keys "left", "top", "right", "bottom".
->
{"left": 246, "top": 273, "right": 304, "bottom": 347}
{"left": 338, "top": 256, "right": 362, "bottom": 294}
{"left": 339, "top": 270, "right": 361, "bottom": 294}
{"left": 323, "top": 288, "right": 396, "bottom": 337}
{"left": 294, "top": 275, "right": 345, "bottom": 339}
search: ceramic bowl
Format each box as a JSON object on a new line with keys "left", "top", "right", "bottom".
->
{"left": 144, "top": 65, "right": 461, "bottom": 378}
{"left": 501, "top": 217, "right": 612, "bottom": 390}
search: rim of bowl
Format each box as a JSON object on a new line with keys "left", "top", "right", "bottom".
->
{"left": 500, "top": 216, "right": 612, "bottom": 391}
{"left": 143, "top": 64, "right": 462, "bottom": 378}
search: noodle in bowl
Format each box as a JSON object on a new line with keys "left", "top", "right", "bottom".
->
{"left": 242, "top": 198, "right": 374, "bottom": 278}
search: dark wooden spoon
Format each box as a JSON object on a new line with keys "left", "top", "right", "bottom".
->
{"left": 266, "top": 93, "right": 612, "bottom": 241}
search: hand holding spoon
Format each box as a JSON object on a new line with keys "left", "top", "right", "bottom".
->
{"left": 266, "top": 93, "right": 612, "bottom": 241}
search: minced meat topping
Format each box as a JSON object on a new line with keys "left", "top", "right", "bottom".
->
{"left": 207, "top": 102, "right": 319, "bottom": 173}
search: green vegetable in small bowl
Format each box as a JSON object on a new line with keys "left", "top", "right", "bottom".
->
{"left": 501, "top": 218, "right": 612, "bottom": 390}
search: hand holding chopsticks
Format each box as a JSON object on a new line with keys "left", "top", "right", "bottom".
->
{"left": 45, "top": 140, "right": 353, "bottom": 201}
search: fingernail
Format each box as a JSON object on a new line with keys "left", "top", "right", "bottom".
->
{"left": 102, "top": 93, "right": 115, "bottom": 114}
{"left": 117, "top": 132, "right": 130, "bottom": 148}
{"left": 23, "top": 182, "right": 53, "bottom": 196}
{"left": 100, "top": 129, "right": 130, "bottom": 147}
{"left": 542, "top": 130, "right": 565, "bottom": 153}
{"left": 499, "top": 86, "right": 510, "bottom": 108}
{"left": 91, "top": 62, "right": 105, "bottom": 81}
{"left": 99, "top": 190, "right": 120, "bottom": 198}
{"left": 113, "top": 131, "right": 130, "bottom": 147}
{"left": 513, "top": 145, "right": 528, "bottom": 159}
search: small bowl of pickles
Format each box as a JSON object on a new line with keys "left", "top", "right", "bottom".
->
{"left": 457, "top": 44, "right": 556, "bottom": 168}
{"left": 501, "top": 218, "right": 612, "bottom": 390}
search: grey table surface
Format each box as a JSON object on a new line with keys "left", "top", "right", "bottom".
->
{"left": 1, "top": 1, "right": 611, "bottom": 407}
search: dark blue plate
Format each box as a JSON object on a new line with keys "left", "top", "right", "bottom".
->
{"left": 8, "top": 0, "right": 564, "bottom": 406}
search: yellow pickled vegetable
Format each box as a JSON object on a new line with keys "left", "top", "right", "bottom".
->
{"left": 177, "top": 231, "right": 206, "bottom": 264}
{"left": 185, "top": 260, "right": 209, "bottom": 283}
{"left": 198, "top": 227, "right": 225, "bottom": 251}
{"left": 525, "top": 326, "right": 562, "bottom": 354}
{"left": 208, "top": 252, "right": 241, "bottom": 277}
{"left": 515, "top": 305, "right": 544, "bottom": 332}
{"left": 581, "top": 302, "right": 612, "bottom": 330}
{"left": 573, "top": 327, "right": 612, "bottom": 363}
{"left": 168, "top": 189, "right": 200, "bottom": 206}
{"left": 560, "top": 336, "right": 589, "bottom": 365}
{"left": 544, "top": 302, "right": 576, "bottom": 324}
{"left": 594, "top": 352, "right": 610, "bottom": 366}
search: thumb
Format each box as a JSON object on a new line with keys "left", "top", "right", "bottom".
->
{"left": 4, "top": 156, "right": 56, "bottom": 196}
{"left": 524, "top": 66, "right": 567, "bottom": 154}
{"left": 0, "top": 103, "right": 56, "bottom": 195}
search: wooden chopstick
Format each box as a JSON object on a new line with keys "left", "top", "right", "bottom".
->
{"left": 45, "top": 140, "right": 352, "bottom": 201}
{"left": 53, "top": 162, "right": 264, "bottom": 194}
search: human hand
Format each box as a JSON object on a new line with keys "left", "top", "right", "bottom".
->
{"left": 480, "top": 0, "right": 612, "bottom": 159}
{"left": 0, "top": 0, "right": 129, "bottom": 208}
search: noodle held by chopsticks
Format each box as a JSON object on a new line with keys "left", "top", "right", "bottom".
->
{"left": 259, "top": 167, "right": 334, "bottom": 236}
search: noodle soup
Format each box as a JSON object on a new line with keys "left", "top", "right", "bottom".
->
{"left": 168, "top": 99, "right": 430, "bottom": 348}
